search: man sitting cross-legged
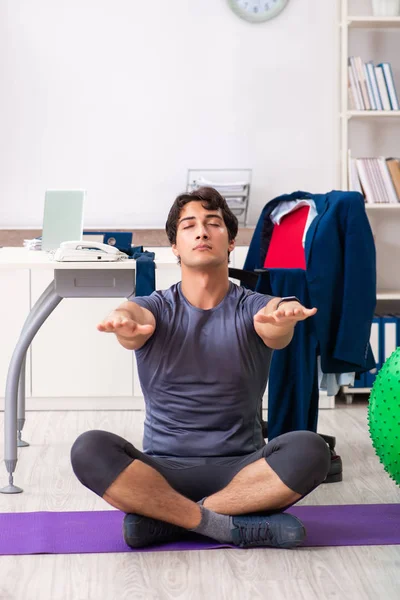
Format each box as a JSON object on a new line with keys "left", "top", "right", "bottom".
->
{"left": 71, "top": 187, "right": 330, "bottom": 549}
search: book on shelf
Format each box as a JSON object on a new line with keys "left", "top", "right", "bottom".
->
{"left": 378, "top": 63, "right": 400, "bottom": 111}
{"left": 375, "top": 65, "right": 391, "bottom": 110}
{"left": 348, "top": 57, "right": 399, "bottom": 111}
{"left": 386, "top": 158, "right": 400, "bottom": 199}
{"left": 366, "top": 62, "right": 383, "bottom": 111}
{"left": 363, "top": 63, "right": 376, "bottom": 110}
{"left": 349, "top": 157, "right": 400, "bottom": 204}
{"left": 348, "top": 65, "right": 362, "bottom": 110}
{"left": 349, "top": 57, "right": 366, "bottom": 109}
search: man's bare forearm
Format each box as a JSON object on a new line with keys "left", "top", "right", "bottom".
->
{"left": 254, "top": 297, "right": 295, "bottom": 349}
{"left": 115, "top": 334, "right": 144, "bottom": 350}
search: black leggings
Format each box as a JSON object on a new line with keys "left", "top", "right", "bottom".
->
{"left": 71, "top": 430, "right": 330, "bottom": 504}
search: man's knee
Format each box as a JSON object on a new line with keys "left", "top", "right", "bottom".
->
{"left": 70, "top": 430, "right": 108, "bottom": 485}
{"left": 291, "top": 431, "right": 331, "bottom": 485}
{"left": 266, "top": 430, "right": 331, "bottom": 496}
{"left": 71, "top": 429, "right": 140, "bottom": 496}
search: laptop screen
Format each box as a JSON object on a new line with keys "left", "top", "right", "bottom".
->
{"left": 41, "top": 190, "right": 85, "bottom": 251}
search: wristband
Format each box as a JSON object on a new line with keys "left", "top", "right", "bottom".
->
{"left": 276, "top": 296, "right": 301, "bottom": 309}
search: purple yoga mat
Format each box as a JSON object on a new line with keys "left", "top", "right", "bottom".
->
{"left": 0, "top": 504, "right": 399, "bottom": 555}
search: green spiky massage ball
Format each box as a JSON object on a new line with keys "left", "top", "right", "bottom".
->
{"left": 368, "top": 348, "right": 400, "bottom": 486}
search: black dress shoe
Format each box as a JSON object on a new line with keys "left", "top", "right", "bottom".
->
{"left": 323, "top": 449, "right": 343, "bottom": 483}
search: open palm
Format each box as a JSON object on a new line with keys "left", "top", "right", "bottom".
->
{"left": 254, "top": 304, "right": 317, "bottom": 327}
{"left": 97, "top": 314, "right": 155, "bottom": 338}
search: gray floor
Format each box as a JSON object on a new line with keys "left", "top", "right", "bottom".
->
{"left": 0, "top": 403, "right": 399, "bottom": 600}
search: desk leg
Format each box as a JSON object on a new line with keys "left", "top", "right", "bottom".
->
{"left": 1, "top": 284, "right": 62, "bottom": 494}
{"left": 17, "top": 356, "right": 28, "bottom": 447}
{"left": 17, "top": 282, "right": 58, "bottom": 448}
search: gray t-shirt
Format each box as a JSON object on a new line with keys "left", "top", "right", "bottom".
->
{"left": 132, "top": 282, "right": 274, "bottom": 457}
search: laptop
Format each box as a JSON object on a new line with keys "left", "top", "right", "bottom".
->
{"left": 41, "top": 190, "right": 85, "bottom": 251}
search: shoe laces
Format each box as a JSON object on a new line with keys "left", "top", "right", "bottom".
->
{"left": 237, "top": 519, "right": 274, "bottom": 546}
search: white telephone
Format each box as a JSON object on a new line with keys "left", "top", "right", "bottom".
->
{"left": 53, "top": 241, "right": 129, "bottom": 262}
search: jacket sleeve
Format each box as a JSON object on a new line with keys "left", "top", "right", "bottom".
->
{"left": 332, "top": 193, "right": 376, "bottom": 368}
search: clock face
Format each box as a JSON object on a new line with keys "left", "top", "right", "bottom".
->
{"left": 228, "top": 0, "right": 289, "bottom": 23}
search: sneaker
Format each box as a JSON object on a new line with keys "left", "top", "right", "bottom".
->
{"left": 123, "top": 513, "right": 187, "bottom": 548}
{"left": 230, "top": 512, "right": 306, "bottom": 549}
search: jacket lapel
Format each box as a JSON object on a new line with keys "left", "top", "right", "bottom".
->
{"left": 304, "top": 193, "right": 329, "bottom": 265}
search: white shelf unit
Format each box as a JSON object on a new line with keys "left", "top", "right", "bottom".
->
{"left": 340, "top": 1, "right": 400, "bottom": 188}
{"left": 340, "top": 0, "right": 400, "bottom": 272}
{"left": 339, "top": 2, "right": 400, "bottom": 399}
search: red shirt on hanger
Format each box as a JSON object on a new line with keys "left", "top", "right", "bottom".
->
{"left": 264, "top": 205, "right": 309, "bottom": 270}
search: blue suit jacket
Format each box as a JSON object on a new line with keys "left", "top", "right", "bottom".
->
{"left": 244, "top": 190, "right": 376, "bottom": 373}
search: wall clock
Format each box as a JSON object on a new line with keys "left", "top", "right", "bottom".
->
{"left": 228, "top": 0, "right": 289, "bottom": 23}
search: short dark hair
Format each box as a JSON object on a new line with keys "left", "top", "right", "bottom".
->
{"left": 165, "top": 186, "right": 239, "bottom": 245}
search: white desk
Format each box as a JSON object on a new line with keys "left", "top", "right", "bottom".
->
{"left": 0, "top": 248, "right": 177, "bottom": 494}
{"left": 0, "top": 247, "right": 168, "bottom": 270}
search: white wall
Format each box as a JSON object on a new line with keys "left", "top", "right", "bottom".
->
{"left": 0, "top": 0, "right": 339, "bottom": 229}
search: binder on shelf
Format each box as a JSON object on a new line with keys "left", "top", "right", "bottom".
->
{"left": 353, "top": 371, "right": 366, "bottom": 389}
{"left": 365, "top": 316, "right": 381, "bottom": 388}
{"left": 394, "top": 313, "right": 400, "bottom": 349}
{"left": 380, "top": 315, "right": 397, "bottom": 364}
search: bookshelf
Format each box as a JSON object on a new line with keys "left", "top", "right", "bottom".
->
{"left": 340, "top": 0, "right": 400, "bottom": 288}
{"left": 340, "top": 1, "right": 400, "bottom": 398}
{"left": 340, "top": 1, "right": 400, "bottom": 188}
